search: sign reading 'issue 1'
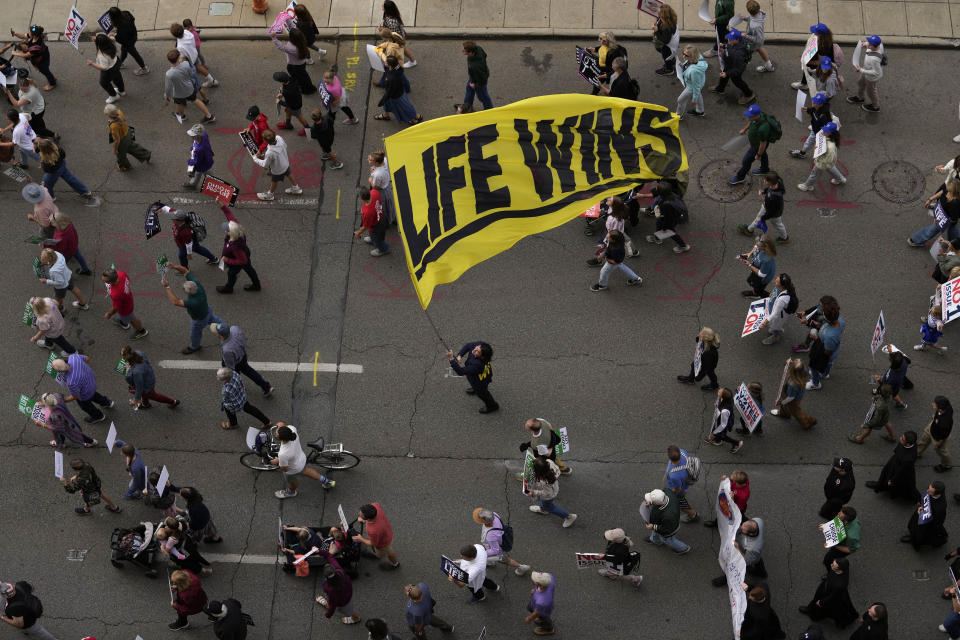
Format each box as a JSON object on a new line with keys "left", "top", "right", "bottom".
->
{"left": 64, "top": 7, "right": 87, "bottom": 50}
{"left": 201, "top": 174, "right": 239, "bottom": 206}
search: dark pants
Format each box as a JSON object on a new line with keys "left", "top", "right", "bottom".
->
{"left": 527, "top": 605, "right": 555, "bottom": 632}
{"left": 370, "top": 228, "right": 389, "bottom": 253}
{"left": 473, "top": 385, "right": 499, "bottom": 411}
{"left": 224, "top": 262, "right": 261, "bottom": 291}
{"left": 735, "top": 144, "right": 769, "bottom": 181}
{"left": 747, "top": 272, "right": 770, "bottom": 296}
{"left": 48, "top": 334, "right": 77, "bottom": 354}
{"left": 715, "top": 73, "right": 752, "bottom": 97}
{"left": 225, "top": 401, "right": 270, "bottom": 427}
{"left": 287, "top": 63, "right": 316, "bottom": 94}
{"left": 818, "top": 498, "right": 843, "bottom": 520}
{"left": 177, "top": 243, "right": 216, "bottom": 268}
{"left": 336, "top": 106, "right": 356, "bottom": 120}
{"left": 409, "top": 615, "right": 454, "bottom": 637}
{"left": 99, "top": 63, "right": 125, "bottom": 97}
{"left": 469, "top": 578, "right": 499, "bottom": 599}
{"left": 710, "top": 430, "right": 739, "bottom": 445}
{"left": 659, "top": 45, "right": 674, "bottom": 69}
{"left": 33, "top": 59, "right": 56, "bottom": 86}
{"left": 229, "top": 356, "right": 271, "bottom": 393}
{"left": 76, "top": 391, "right": 112, "bottom": 421}
{"left": 128, "top": 386, "right": 177, "bottom": 407}
{"left": 713, "top": 22, "right": 729, "bottom": 51}
{"left": 688, "top": 362, "right": 717, "bottom": 388}
{"left": 118, "top": 41, "right": 146, "bottom": 69}
{"left": 28, "top": 109, "right": 55, "bottom": 138}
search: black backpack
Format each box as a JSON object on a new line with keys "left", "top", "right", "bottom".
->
{"left": 186, "top": 211, "right": 208, "bottom": 243}
{"left": 15, "top": 583, "right": 43, "bottom": 618}
{"left": 784, "top": 291, "right": 799, "bottom": 315}
{"left": 491, "top": 514, "right": 514, "bottom": 552}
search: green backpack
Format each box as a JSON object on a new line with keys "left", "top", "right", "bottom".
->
{"left": 760, "top": 114, "right": 782, "bottom": 144}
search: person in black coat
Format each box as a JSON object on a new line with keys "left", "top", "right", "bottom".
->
{"left": 177, "top": 486, "right": 222, "bottom": 544}
{"left": 740, "top": 585, "right": 786, "bottom": 640}
{"left": 204, "top": 599, "right": 248, "bottom": 640}
{"left": 819, "top": 457, "right": 855, "bottom": 519}
{"left": 918, "top": 395, "right": 953, "bottom": 473}
{"left": 799, "top": 557, "right": 859, "bottom": 628}
{"left": 677, "top": 327, "right": 720, "bottom": 391}
{"left": 711, "top": 29, "right": 754, "bottom": 104}
{"left": 600, "top": 58, "right": 635, "bottom": 100}
{"left": 866, "top": 431, "right": 919, "bottom": 501}
{"left": 446, "top": 341, "right": 498, "bottom": 414}
{"left": 902, "top": 481, "right": 948, "bottom": 549}
{"left": 848, "top": 602, "right": 888, "bottom": 640}
{"left": 586, "top": 32, "right": 627, "bottom": 96}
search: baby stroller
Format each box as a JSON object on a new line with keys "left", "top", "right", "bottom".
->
{"left": 110, "top": 521, "right": 159, "bottom": 578}
{"left": 281, "top": 522, "right": 362, "bottom": 579}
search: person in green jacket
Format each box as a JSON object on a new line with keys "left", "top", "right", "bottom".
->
{"left": 703, "top": 0, "right": 735, "bottom": 57}
{"left": 456, "top": 41, "right": 492, "bottom": 114}
{"left": 643, "top": 489, "right": 690, "bottom": 554}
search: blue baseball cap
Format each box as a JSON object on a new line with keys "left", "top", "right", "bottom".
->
{"left": 725, "top": 29, "right": 741, "bottom": 41}
{"left": 810, "top": 23, "right": 829, "bottom": 35}
{"left": 821, "top": 122, "right": 838, "bottom": 134}
{"left": 866, "top": 35, "right": 882, "bottom": 46}
{"left": 743, "top": 104, "right": 762, "bottom": 118}
{"left": 811, "top": 93, "right": 827, "bottom": 105}
{"left": 819, "top": 56, "right": 832, "bottom": 70}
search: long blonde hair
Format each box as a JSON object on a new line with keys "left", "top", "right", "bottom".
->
{"left": 785, "top": 358, "right": 810, "bottom": 387}
{"left": 36, "top": 138, "right": 60, "bottom": 164}
{"left": 698, "top": 327, "right": 720, "bottom": 348}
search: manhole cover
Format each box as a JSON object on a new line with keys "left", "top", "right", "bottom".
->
{"left": 818, "top": 208, "right": 837, "bottom": 218}
{"left": 872, "top": 161, "right": 925, "bottom": 204}
{"left": 698, "top": 159, "right": 751, "bottom": 203}
{"left": 209, "top": 2, "right": 234, "bottom": 16}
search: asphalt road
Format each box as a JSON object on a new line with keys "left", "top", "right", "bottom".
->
{"left": 0, "top": 37, "right": 956, "bottom": 640}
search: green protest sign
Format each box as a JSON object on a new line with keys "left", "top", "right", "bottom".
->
{"left": 156, "top": 254, "right": 169, "bottom": 280}
{"left": 22, "top": 302, "right": 36, "bottom": 326}
{"left": 33, "top": 256, "right": 44, "bottom": 279}
{"left": 17, "top": 394, "right": 34, "bottom": 416}
{"left": 45, "top": 351, "right": 58, "bottom": 378}
{"left": 554, "top": 427, "right": 570, "bottom": 455}
{"left": 114, "top": 358, "right": 127, "bottom": 375}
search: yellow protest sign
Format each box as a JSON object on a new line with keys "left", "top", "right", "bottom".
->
{"left": 384, "top": 94, "right": 687, "bottom": 308}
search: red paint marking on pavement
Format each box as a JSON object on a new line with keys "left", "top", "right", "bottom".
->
{"left": 652, "top": 247, "right": 723, "bottom": 301}
{"left": 795, "top": 139, "right": 861, "bottom": 209}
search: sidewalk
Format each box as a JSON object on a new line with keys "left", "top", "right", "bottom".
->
{"left": 15, "top": 0, "right": 960, "bottom": 46}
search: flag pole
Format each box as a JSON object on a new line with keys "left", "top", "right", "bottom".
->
{"left": 423, "top": 308, "right": 448, "bottom": 351}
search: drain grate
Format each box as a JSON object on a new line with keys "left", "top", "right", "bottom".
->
{"left": 872, "top": 161, "right": 925, "bottom": 204}
{"left": 67, "top": 549, "right": 88, "bottom": 561}
{"left": 818, "top": 207, "right": 837, "bottom": 218}
{"left": 698, "top": 159, "right": 751, "bottom": 203}
{"left": 209, "top": 2, "right": 234, "bottom": 16}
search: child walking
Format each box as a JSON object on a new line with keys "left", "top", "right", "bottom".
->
{"left": 915, "top": 305, "right": 947, "bottom": 353}
{"left": 741, "top": 1, "right": 774, "bottom": 73}
{"left": 707, "top": 387, "right": 743, "bottom": 453}
{"left": 797, "top": 121, "right": 845, "bottom": 192}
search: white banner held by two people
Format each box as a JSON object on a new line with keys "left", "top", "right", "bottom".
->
{"left": 716, "top": 476, "right": 747, "bottom": 637}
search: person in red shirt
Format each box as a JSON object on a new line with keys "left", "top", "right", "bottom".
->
{"left": 102, "top": 268, "right": 148, "bottom": 339}
{"left": 48, "top": 212, "right": 91, "bottom": 275}
{"left": 352, "top": 502, "right": 399, "bottom": 568}
{"left": 352, "top": 187, "right": 390, "bottom": 257}
{"left": 703, "top": 471, "right": 750, "bottom": 527}
{"left": 245, "top": 105, "right": 271, "bottom": 154}
{"left": 165, "top": 207, "right": 218, "bottom": 268}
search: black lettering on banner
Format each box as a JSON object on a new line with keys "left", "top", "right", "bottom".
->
{"left": 393, "top": 166, "right": 430, "bottom": 267}
{"left": 436, "top": 135, "right": 468, "bottom": 234}
{"left": 577, "top": 112, "right": 600, "bottom": 185}
{"left": 635, "top": 108, "right": 684, "bottom": 175}
{"left": 514, "top": 119, "right": 553, "bottom": 203}
{"left": 421, "top": 146, "right": 442, "bottom": 244}
{"left": 612, "top": 107, "right": 640, "bottom": 173}
{"left": 467, "top": 123, "right": 511, "bottom": 214}
{"left": 536, "top": 118, "right": 577, "bottom": 196}
{"left": 594, "top": 108, "right": 614, "bottom": 180}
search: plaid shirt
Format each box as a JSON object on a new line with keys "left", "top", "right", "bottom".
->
{"left": 220, "top": 373, "right": 247, "bottom": 412}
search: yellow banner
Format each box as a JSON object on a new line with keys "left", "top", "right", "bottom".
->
{"left": 384, "top": 94, "right": 687, "bottom": 308}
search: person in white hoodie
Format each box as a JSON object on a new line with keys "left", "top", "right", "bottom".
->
{"left": 252, "top": 129, "right": 302, "bottom": 201}
{"left": 38, "top": 248, "right": 88, "bottom": 311}
{"left": 846, "top": 35, "right": 883, "bottom": 114}
{"left": 741, "top": 1, "right": 774, "bottom": 73}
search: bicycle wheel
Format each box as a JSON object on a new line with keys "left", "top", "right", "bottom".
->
{"left": 240, "top": 452, "right": 280, "bottom": 471}
{"left": 313, "top": 450, "right": 360, "bottom": 470}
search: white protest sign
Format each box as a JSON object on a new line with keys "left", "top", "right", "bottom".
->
{"left": 801, "top": 34, "right": 819, "bottom": 65}
{"left": 338, "top": 504, "right": 349, "bottom": 532}
{"left": 795, "top": 89, "right": 806, "bottom": 122}
{"left": 64, "top": 6, "right": 87, "bottom": 50}
{"left": 942, "top": 276, "right": 960, "bottom": 324}
{"left": 693, "top": 340, "right": 703, "bottom": 376}
{"left": 157, "top": 465, "right": 170, "bottom": 496}
{"left": 697, "top": 0, "right": 711, "bottom": 22}
{"left": 722, "top": 134, "right": 749, "bottom": 154}
{"left": 106, "top": 422, "right": 117, "bottom": 453}
{"left": 819, "top": 516, "right": 847, "bottom": 547}
{"left": 145, "top": 466, "right": 149, "bottom": 491}
{"left": 932, "top": 238, "right": 945, "bottom": 261}
{"left": 638, "top": 0, "right": 664, "bottom": 18}
{"left": 733, "top": 382, "right": 763, "bottom": 433}
{"left": 852, "top": 41, "right": 863, "bottom": 68}
{"left": 675, "top": 60, "right": 685, "bottom": 87}
{"left": 293, "top": 547, "right": 318, "bottom": 564}
{"left": 870, "top": 311, "right": 886, "bottom": 355}
{"left": 741, "top": 299, "right": 767, "bottom": 337}
{"left": 775, "top": 359, "right": 790, "bottom": 405}
{"left": 575, "top": 552, "right": 606, "bottom": 568}
{"left": 813, "top": 130, "right": 827, "bottom": 158}
{"left": 366, "top": 44, "right": 385, "bottom": 71}
{"left": 717, "top": 477, "right": 747, "bottom": 636}
{"left": 638, "top": 502, "right": 652, "bottom": 525}
{"left": 167, "top": 571, "right": 175, "bottom": 601}
{"left": 54, "top": 450, "right": 64, "bottom": 478}
{"left": 554, "top": 427, "right": 570, "bottom": 455}
{"left": 245, "top": 427, "right": 260, "bottom": 450}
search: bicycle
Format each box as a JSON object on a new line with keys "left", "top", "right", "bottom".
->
{"left": 240, "top": 431, "right": 360, "bottom": 472}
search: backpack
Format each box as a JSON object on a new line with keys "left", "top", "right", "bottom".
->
{"left": 682, "top": 452, "right": 702, "bottom": 484}
{"left": 784, "top": 291, "right": 799, "bottom": 315}
{"left": 672, "top": 196, "right": 689, "bottom": 224}
{"left": 186, "top": 211, "right": 207, "bottom": 243}
{"left": 628, "top": 78, "right": 640, "bottom": 101}
{"left": 490, "top": 514, "right": 515, "bottom": 552}
{"left": 760, "top": 114, "right": 782, "bottom": 144}
{"left": 15, "top": 583, "right": 43, "bottom": 618}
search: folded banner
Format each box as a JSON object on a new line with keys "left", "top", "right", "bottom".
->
{"left": 716, "top": 477, "right": 747, "bottom": 637}
{"left": 384, "top": 95, "right": 687, "bottom": 308}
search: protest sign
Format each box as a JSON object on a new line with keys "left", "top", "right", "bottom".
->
{"left": 22, "top": 302, "right": 36, "bottom": 326}
{"left": 521, "top": 449, "right": 535, "bottom": 494}
{"left": 741, "top": 299, "right": 767, "bottom": 337}
{"left": 813, "top": 130, "right": 827, "bottom": 158}
{"left": 942, "top": 275, "right": 960, "bottom": 324}
{"left": 582, "top": 203, "right": 601, "bottom": 218}
{"left": 795, "top": 89, "right": 806, "bottom": 122}
{"left": 697, "top": 0, "right": 711, "bottom": 21}
{"left": 245, "top": 427, "right": 260, "bottom": 450}
{"left": 638, "top": 0, "right": 664, "bottom": 17}
{"left": 156, "top": 254, "right": 169, "bottom": 281}
{"left": 852, "top": 41, "right": 863, "bottom": 68}
{"left": 575, "top": 47, "right": 601, "bottom": 87}
{"left": 338, "top": 504, "right": 349, "bottom": 533}
{"left": 114, "top": 358, "right": 127, "bottom": 375}
{"left": 693, "top": 340, "right": 703, "bottom": 376}
{"left": 801, "top": 35, "right": 819, "bottom": 65}
{"left": 106, "top": 422, "right": 118, "bottom": 453}
{"left": 97, "top": 10, "right": 112, "bottom": 32}
{"left": 18, "top": 394, "right": 34, "bottom": 416}
{"left": 201, "top": 174, "right": 239, "bottom": 206}
{"left": 935, "top": 200, "right": 952, "bottom": 232}
{"left": 441, "top": 555, "right": 469, "bottom": 582}
{"left": 918, "top": 493, "right": 934, "bottom": 525}
{"left": 717, "top": 477, "right": 747, "bottom": 636}
{"left": 33, "top": 256, "right": 44, "bottom": 279}
{"left": 269, "top": 9, "right": 294, "bottom": 34}
{"left": 575, "top": 552, "right": 606, "bottom": 569}
{"left": 870, "top": 311, "right": 886, "bottom": 355}
{"left": 293, "top": 547, "right": 318, "bottom": 564}
{"left": 318, "top": 81, "right": 332, "bottom": 109}
{"left": 157, "top": 465, "right": 170, "bottom": 496}
{"left": 722, "top": 134, "right": 749, "bottom": 153}
{"left": 819, "top": 516, "right": 847, "bottom": 547}
{"left": 366, "top": 44, "right": 385, "bottom": 71}
{"left": 55, "top": 451, "right": 64, "bottom": 479}
{"left": 733, "top": 382, "right": 763, "bottom": 433}
{"left": 675, "top": 60, "right": 685, "bottom": 87}
{"left": 239, "top": 130, "right": 259, "bottom": 158}
{"left": 45, "top": 351, "right": 58, "bottom": 379}
{"left": 144, "top": 202, "right": 163, "bottom": 239}
{"left": 775, "top": 359, "right": 790, "bottom": 406}
{"left": 64, "top": 6, "right": 87, "bottom": 50}
{"left": 638, "top": 502, "right": 652, "bottom": 525}
{"left": 554, "top": 427, "right": 570, "bottom": 455}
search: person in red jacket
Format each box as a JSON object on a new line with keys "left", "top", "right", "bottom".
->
{"left": 352, "top": 502, "right": 399, "bottom": 568}
{"left": 169, "top": 569, "right": 208, "bottom": 630}
{"left": 704, "top": 471, "right": 750, "bottom": 527}
{"left": 215, "top": 198, "right": 261, "bottom": 294}
{"left": 48, "top": 212, "right": 91, "bottom": 275}
{"left": 353, "top": 187, "right": 389, "bottom": 257}
{"left": 165, "top": 206, "right": 219, "bottom": 268}
{"left": 101, "top": 268, "right": 148, "bottom": 339}
{"left": 314, "top": 549, "right": 361, "bottom": 624}
{"left": 245, "top": 105, "right": 271, "bottom": 154}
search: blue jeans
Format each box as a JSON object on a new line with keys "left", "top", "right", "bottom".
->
{"left": 177, "top": 243, "right": 217, "bottom": 268}
{"left": 599, "top": 261, "right": 639, "bottom": 286}
{"left": 538, "top": 498, "right": 569, "bottom": 519}
{"left": 464, "top": 80, "right": 493, "bottom": 110}
{"left": 810, "top": 350, "right": 840, "bottom": 385}
{"left": 18, "top": 147, "right": 41, "bottom": 168}
{"left": 371, "top": 228, "right": 389, "bottom": 253}
{"left": 735, "top": 144, "right": 769, "bottom": 180}
{"left": 190, "top": 308, "right": 222, "bottom": 350}
{"left": 911, "top": 222, "right": 959, "bottom": 245}
{"left": 43, "top": 162, "right": 89, "bottom": 199}
{"left": 649, "top": 531, "right": 690, "bottom": 553}
{"left": 67, "top": 251, "right": 90, "bottom": 272}
{"left": 944, "top": 611, "right": 960, "bottom": 639}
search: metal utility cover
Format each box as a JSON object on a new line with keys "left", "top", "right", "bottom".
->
{"left": 209, "top": 2, "right": 234, "bottom": 16}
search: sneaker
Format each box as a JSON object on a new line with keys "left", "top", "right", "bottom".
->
{"left": 75, "top": 268, "right": 92, "bottom": 275}
{"left": 789, "top": 149, "right": 807, "bottom": 159}
{"left": 627, "top": 248, "right": 640, "bottom": 258}
{"left": 72, "top": 301, "right": 90, "bottom": 310}
{"left": 861, "top": 104, "right": 880, "bottom": 113}
{"left": 331, "top": 162, "right": 345, "bottom": 170}
{"left": 590, "top": 283, "right": 608, "bottom": 292}
{"left": 257, "top": 192, "right": 275, "bottom": 201}
{"left": 792, "top": 344, "right": 810, "bottom": 353}
{"left": 751, "top": 168, "right": 767, "bottom": 175}
{"left": 790, "top": 81, "right": 806, "bottom": 90}
{"left": 846, "top": 96, "right": 865, "bottom": 104}
{"left": 709, "top": 85, "right": 724, "bottom": 93}
{"left": 728, "top": 176, "right": 746, "bottom": 185}
{"left": 914, "top": 344, "right": 927, "bottom": 351}
{"left": 731, "top": 441, "right": 744, "bottom": 453}
{"left": 702, "top": 49, "right": 718, "bottom": 58}
{"left": 363, "top": 235, "right": 373, "bottom": 244}
{"left": 169, "top": 400, "right": 181, "bottom": 409}
{"left": 775, "top": 236, "right": 790, "bottom": 244}
{"left": 469, "top": 592, "right": 486, "bottom": 603}
{"left": 756, "top": 64, "right": 775, "bottom": 73}
{"left": 906, "top": 237, "right": 925, "bottom": 247}
{"left": 805, "top": 381, "right": 821, "bottom": 390}
{"left": 559, "top": 466, "right": 572, "bottom": 475}
{"left": 297, "top": 128, "right": 307, "bottom": 137}
{"left": 201, "top": 79, "right": 219, "bottom": 88}
{"left": 737, "top": 94, "right": 756, "bottom": 105}
{"left": 770, "top": 408, "right": 780, "bottom": 416}
{"left": 285, "top": 186, "right": 303, "bottom": 195}
{"left": 896, "top": 401, "right": 908, "bottom": 410}
{"left": 75, "top": 507, "right": 91, "bottom": 515}
{"left": 321, "top": 478, "right": 336, "bottom": 489}
{"left": 181, "top": 345, "right": 201, "bottom": 354}
{"left": 673, "top": 245, "right": 691, "bottom": 253}
{"left": 305, "top": 57, "right": 315, "bottom": 65}
{"left": 626, "top": 277, "right": 642, "bottom": 286}
{"left": 645, "top": 234, "right": 662, "bottom": 245}
{"left": 529, "top": 505, "right": 544, "bottom": 514}
{"left": 105, "top": 399, "right": 115, "bottom": 409}
{"left": 706, "top": 437, "right": 722, "bottom": 446}
{"left": 737, "top": 224, "right": 753, "bottom": 236}
{"left": 645, "top": 536, "right": 662, "bottom": 545}
{"left": 106, "top": 504, "right": 122, "bottom": 513}
{"left": 168, "top": 621, "right": 189, "bottom": 631}
{"left": 586, "top": 256, "right": 603, "bottom": 266}
{"left": 655, "top": 66, "right": 673, "bottom": 76}
{"left": 35, "top": 338, "right": 49, "bottom": 349}
{"left": 676, "top": 375, "right": 695, "bottom": 383}
{"left": 201, "top": 115, "right": 217, "bottom": 124}
{"left": 681, "top": 513, "right": 700, "bottom": 523}
{"left": 134, "top": 66, "right": 149, "bottom": 76}
{"left": 276, "top": 121, "right": 293, "bottom": 130}
{"left": 631, "top": 575, "right": 643, "bottom": 587}
{"left": 85, "top": 415, "right": 106, "bottom": 424}
{"left": 689, "top": 110, "right": 705, "bottom": 117}
{"left": 761, "top": 334, "right": 781, "bottom": 345}
{"left": 345, "top": 117, "right": 359, "bottom": 125}
{"left": 105, "top": 95, "right": 119, "bottom": 104}
{"left": 562, "top": 513, "right": 578, "bottom": 528}
{"left": 264, "top": 386, "right": 274, "bottom": 397}
{"left": 673, "top": 546, "right": 691, "bottom": 555}
{"left": 941, "top": 624, "right": 949, "bottom": 633}
{"left": 515, "top": 564, "right": 532, "bottom": 576}
{"left": 371, "top": 249, "right": 390, "bottom": 257}
{"left": 954, "top": 134, "right": 960, "bottom": 144}
{"left": 274, "top": 489, "right": 298, "bottom": 499}
{"left": 741, "top": 290, "right": 762, "bottom": 299}
{"left": 112, "top": 318, "right": 131, "bottom": 330}
{"left": 134, "top": 328, "right": 148, "bottom": 340}
{"left": 831, "top": 177, "right": 847, "bottom": 185}
{"left": 797, "top": 183, "right": 814, "bottom": 192}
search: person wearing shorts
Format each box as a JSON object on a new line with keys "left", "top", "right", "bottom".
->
{"left": 163, "top": 49, "right": 214, "bottom": 123}
{"left": 39, "top": 248, "right": 88, "bottom": 311}
{"left": 252, "top": 130, "right": 301, "bottom": 201}
{"left": 353, "top": 502, "right": 400, "bottom": 568}
{"left": 271, "top": 422, "right": 334, "bottom": 499}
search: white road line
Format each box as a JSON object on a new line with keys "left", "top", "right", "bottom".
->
{"left": 158, "top": 360, "right": 363, "bottom": 374}
{"left": 202, "top": 552, "right": 281, "bottom": 565}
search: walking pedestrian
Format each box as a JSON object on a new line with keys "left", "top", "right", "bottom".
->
{"left": 352, "top": 502, "right": 400, "bottom": 568}
{"left": 214, "top": 201, "right": 262, "bottom": 293}
{"left": 271, "top": 422, "right": 335, "bottom": 498}
{"left": 160, "top": 264, "right": 223, "bottom": 354}
{"left": 404, "top": 582, "right": 454, "bottom": 637}
{"left": 50, "top": 355, "right": 114, "bottom": 424}
{"left": 8, "top": 25, "right": 57, "bottom": 90}
{"left": 677, "top": 327, "right": 720, "bottom": 390}
{"left": 676, "top": 46, "right": 707, "bottom": 118}
{"left": 743, "top": 1, "right": 774, "bottom": 73}
{"left": 811, "top": 57, "right": 838, "bottom": 106}
{"left": 322, "top": 69, "right": 359, "bottom": 124}
{"left": 739, "top": 173, "right": 788, "bottom": 243}
{"left": 756, "top": 274, "right": 797, "bottom": 345}
{"left": 117, "top": 440, "right": 146, "bottom": 499}
{"left": 643, "top": 489, "right": 690, "bottom": 553}
{"left": 704, "top": 472, "right": 750, "bottom": 526}
{"left": 86, "top": 34, "right": 125, "bottom": 103}
{"left": 865, "top": 430, "right": 919, "bottom": 501}
{"left": 22, "top": 183, "right": 56, "bottom": 241}
{"left": 525, "top": 572, "right": 556, "bottom": 636}
{"left": 168, "top": 570, "right": 208, "bottom": 631}
{"left": 818, "top": 457, "right": 855, "bottom": 519}
{"left": 585, "top": 32, "right": 627, "bottom": 95}
{"left": 797, "top": 122, "right": 845, "bottom": 192}
{"left": 272, "top": 29, "right": 316, "bottom": 95}
{"left": 792, "top": 23, "right": 837, "bottom": 93}
{"left": 915, "top": 305, "right": 948, "bottom": 353}
{"left": 598, "top": 57, "right": 636, "bottom": 99}
{"left": 645, "top": 183, "right": 690, "bottom": 252}
{"left": 216, "top": 368, "right": 270, "bottom": 431}
{"left": 36, "top": 139, "right": 96, "bottom": 202}
{"left": 379, "top": 1, "right": 416, "bottom": 64}
{"left": 2, "top": 109, "right": 39, "bottom": 168}
{"left": 805, "top": 295, "right": 844, "bottom": 389}
{"left": 711, "top": 29, "right": 755, "bottom": 104}
{"left": 176, "top": 487, "right": 222, "bottom": 544}
{"left": 38, "top": 249, "right": 87, "bottom": 311}
{"left": 590, "top": 230, "right": 642, "bottom": 291}
{"left": 210, "top": 322, "right": 272, "bottom": 395}
{"left": 354, "top": 187, "right": 390, "bottom": 256}
{"left": 181, "top": 19, "right": 214, "bottom": 78}
{"left": 739, "top": 236, "right": 777, "bottom": 299}
{"left": 901, "top": 481, "right": 948, "bottom": 549}
{"left": 166, "top": 209, "right": 218, "bottom": 268}
{"left": 908, "top": 182, "right": 960, "bottom": 247}
{"left": 917, "top": 396, "right": 953, "bottom": 472}
{"left": 367, "top": 151, "right": 392, "bottom": 222}
{"left": 314, "top": 554, "right": 360, "bottom": 625}
{"left": 183, "top": 122, "right": 214, "bottom": 189}
{"left": 848, "top": 385, "right": 895, "bottom": 444}
{"left": 61, "top": 458, "right": 121, "bottom": 515}
{"left": 374, "top": 56, "right": 422, "bottom": 125}
{"left": 822, "top": 506, "right": 860, "bottom": 568}
{"left": 446, "top": 341, "right": 498, "bottom": 413}
{"left": 34, "top": 392, "right": 96, "bottom": 450}
{"left": 850, "top": 603, "right": 888, "bottom": 640}
{"left": 599, "top": 528, "right": 642, "bottom": 586}
{"left": 525, "top": 458, "right": 577, "bottom": 527}
{"left": 102, "top": 268, "right": 148, "bottom": 339}
{"left": 740, "top": 584, "right": 785, "bottom": 640}
{"left": 309, "top": 108, "right": 344, "bottom": 170}
{"left": 520, "top": 418, "right": 572, "bottom": 474}
{"left": 664, "top": 445, "right": 700, "bottom": 522}
{"left": 106, "top": 8, "right": 149, "bottom": 75}
{"left": 157, "top": 517, "right": 212, "bottom": 576}
{"left": 293, "top": 5, "right": 325, "bottom": 62}
{"left": 28, "top": 297, "right": 75, "bottom": 354}
{"left": 244, "top": 105, "right": 271, "bottom": 154}
{"left": 728, "top": 104, "right": 779, "bottom": 184}
{"left": 789, "top": 93, "right": 832, "bottom": 160}
{"left": 203, "top": 599, "right": 248, "bottom": 640}
{"left": 456, "top": 41, "right": 493, "bottom": 113}
{"left": 0, "top": 580, "right": 57, "bottom": 640}
{"left": 143, "top": 471, "right": 178, "bottom": 517}
{"left": 770, "top": 358, "right": 817, "bottom": 427}
{"left": 712, "top": 519, "right": 766, "bottom": 585}
{"left": 163, "top": 50, "right": 215, "bottom": 124}
{"left": 702, "top": 0, "right": 734, "bottom": 57}
{"left": 104, "top": 105, "right": 150, "bottom": 171}
{"left": 171, "top": 23, "right": 218, "bottom": 88}
{"left": 448, "top": 544, "right": 499, "bottom": 602}
{"left": 473, "top": 508, "right": 531, "bottom": 575}
{"left": 651, "top": 3, "right": 679, "bottom": 76}
{"left": 121, "top": 347, "right": 178, "bottom": 409}
{"left": 252, "top": 130, "right": 302, "bottom": 200}
{"left": 798, "top": 558, "right": 860, "bottom": 629}
{"left": 848, "top": 36, "right": 883, "bottom": 112}
{"left": 5, "top": 77, "right": 56, "bottom": 138}
{"left": 706, "top": 387, "right": 743, "bottom": 453}
{"left": 586, "top": 196, "right": 636, "bottom": 265}
{"left": 272, "top": 70, "right": 309, "bottom": 136}
{"left": 49, "top": 212, "right": 91, "bottom": 275}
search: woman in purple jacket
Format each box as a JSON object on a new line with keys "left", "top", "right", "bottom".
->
{"left": 314, "top": 550, "right": 361, "bottom": 624}
{"left": 183, "top": 122, "right": 213, "bottom": 189}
